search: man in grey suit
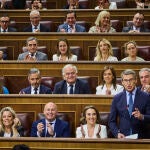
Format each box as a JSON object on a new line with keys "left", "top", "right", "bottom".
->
{"left": 122, "top": 12, "right": 149, "bottom": 33}
{"left": 18, "top": 37, "right": 48, "bottom": 61}
{"left": 0, "top": 14, "right": 17, "bottom": 32}
{"left": 57, "top": 11, "right": 86, "bottom": 33}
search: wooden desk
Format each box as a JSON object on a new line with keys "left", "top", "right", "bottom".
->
{"left": 0, "top": 137, "right": 150, "bottom": 150}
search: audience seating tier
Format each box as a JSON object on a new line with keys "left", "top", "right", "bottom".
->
{"left": 0, "top": 33, "right": 149, "bottom": 60}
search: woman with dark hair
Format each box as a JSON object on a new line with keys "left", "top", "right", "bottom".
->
{"left": 12, "top": 144, "right": 30, "bottom": 150}
{"left": 76, "top": 105, "right": 107, "bottom": 138}
{"left": 96, "top": 66, "right": 123, "bottom": 95}
{"left": 0, "top": 107, "right": 24, "bottom": 137}
{"left": 52, "top": 38, "right": 77, "bottom": 61}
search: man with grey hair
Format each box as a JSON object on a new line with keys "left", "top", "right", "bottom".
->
{"left": 17, "top": 37, "right": 48, "bottom": 61}
{"left": 23, "top": 10, "right": 50, "bottom": 32}
{"left": 19, "top": 68, "right": 52, "bottom": 94}
{"left": 139, "top": 68, "right": 150, "bottom": 93}
{"left": 53, "top": 64, "right": 91, "bottom": 94}
{"left": 109, "top": 69, "right": 150, "bottom": 139}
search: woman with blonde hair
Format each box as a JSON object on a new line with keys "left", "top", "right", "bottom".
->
{"left": 0, "top": 107, "right": 24, "bottom": 137}
{"left": 121, "top": 41, "right": 145, "bottom": 62}
{"left": 89, "top": 10, "right": 116, "bottom": 33}
{"left": 76, "top": 105, "right": 107, "bottom": 138}
{"left": 53, "top": 38, "right": 77, "bottom": 61}
{"left": 94, "top": 38, "right": 118, "bottom": 61}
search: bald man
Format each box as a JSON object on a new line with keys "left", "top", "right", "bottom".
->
{"left": 31, "top": 102, "right": 71, "bottom": 137}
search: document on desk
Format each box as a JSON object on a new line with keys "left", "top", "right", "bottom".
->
{"left": 125, "top": 134, "right": 138, "bottom": 139}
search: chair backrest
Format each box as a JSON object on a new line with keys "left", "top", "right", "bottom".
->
{"left": 116, "top": 0, "right": 127, "bottom": 8}
{"left": 22, "top": 46, "right": 48, "bottom": 55}
{"left": 41, "top": 76, "right": 56, "bottom": 91}
{"left": 111, "top": 20, "right": 123, "bottom": 32}
{"left": 9, "top": 21, "right": 17, "bottom": 28}
{"left": 16, "top": 113, "right": 33, "bottom": 137}
{"left": 70, "top": 46, "right": 82, "bottom": 60}
{"left": 88, "top": 46, "right": 121, "bottom": 61}
{"left": 0, "top": 46, "right": 8, "bottom": 60}
{"left": 137, "top": 46, "right": 150, "bottom": 61}
{"left": 99, "top": 112, "right": 114, "bottom": 138}
{"left": 76, "top": 21, "right": 90, "bottom": 32}
{"left": 40, "top": 21, "right": 54, "bottom": 32}
{"left": 126, "top": 20, "right": 150, "bottom": 30}
{"left": 79, "top": 0, "right": 89, "bottom": 9}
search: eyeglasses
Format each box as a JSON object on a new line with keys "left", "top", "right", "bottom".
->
{"left": 122, "top": 78, "right": 135, "bottom": 83}
{"left": 65, "top": 72, "right": 76, "bottom": 76}
{"left": 0, "top": 20, "right": 9, "bottom": 23}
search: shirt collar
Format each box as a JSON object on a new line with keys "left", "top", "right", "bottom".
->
{"left": 126, "top": 87, "right": 137, "bottom": 95}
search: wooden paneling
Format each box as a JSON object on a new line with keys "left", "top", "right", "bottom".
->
{"left": 0, "top": 33, "right": 149, "bottom": 60}
{"left": 0, "top": 137, "right": 150, "bottom": 150}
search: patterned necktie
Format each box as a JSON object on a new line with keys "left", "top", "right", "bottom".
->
{"left": 69, "top": 85, "right": 74, "bottom": 94}
{"left": 46, "top": 123, "right": 53, "bottom": 137}
{"left": 34, "top": 88, "right": 38, "bottom": 94}
{"left": 128, "top": 92, "right": 133, "bottom": 117}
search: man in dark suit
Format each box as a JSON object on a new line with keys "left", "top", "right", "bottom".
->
{"left": 122, "top": 12, "right": 149, "bottom": 33}
{"left": 53, "top": 64, "right": 91, "bottom": 94}
{"left": 19, "top": 68, "right": 52, "bottom": 94}
{"left": 57, "top": 11, "right": 86, "bottom": 32}
{"left": 31, "top": 102, "right": 71, "bottom": 137}
{"left": 109, "top": 69, "right": 150, "bottom": 139}
{"left": 0, "top": 15, "right": 17, "bottom": 32}
{"left": 23, "top": 10, "right": 50, "bottom": 32}
{"left": 139, "top": 68, "right": 150, "bottom": 93}
{"left": 18, "top": 37, "right": 48, "bottom": 61}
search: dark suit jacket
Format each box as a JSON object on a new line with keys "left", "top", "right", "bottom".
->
{"left": 30, "top": 118, "right": 71, "bottom": 137}
{"left": 19, "top": 84, "right": 52, "bottom": 94}
{"left": 122, "top": 25, "right": 150, "bottom": 32}
{"left": 109, "top": 88, "right": 150, "bottom": 138}
{"left": 57, "top": 23, "right": 86, "bottom": 32}
{"left": 23, "top": 24, "right": 50, "bottom": 32}
{"left": 53, "top": 78, "right": 91, "bottom": 94}
{"left": 0, "top": 27, "right": 17, "bottom": 32}
{"left": 17, "top": 51, "right": 48, "bottom": 61}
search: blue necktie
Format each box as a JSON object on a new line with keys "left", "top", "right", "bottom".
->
{"left": 34, "top": 88, "right": 38, "bottom": 94}
{"left": 69, "top": 85, "right": 73, "bottom": 94}
{"left": 128, "top": 92, "right": 133, "bottom": 117}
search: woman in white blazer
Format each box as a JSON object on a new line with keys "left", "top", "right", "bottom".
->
{"left": 76, "top": 105, "right": 107, "bottom": 138}
{"left": 96, "top": 66, "right": 124, "bottom": 95}
{"left": 52, "top": 38, "right": 77, "bottom": 61}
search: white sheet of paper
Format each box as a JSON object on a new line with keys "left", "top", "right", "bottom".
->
{"left": 125, "top": 134, "right": 138, "bottom": 139}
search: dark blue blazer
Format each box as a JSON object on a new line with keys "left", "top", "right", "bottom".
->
{"left": 57, "top": 23, "right": 86, "bottom": 32}
{"left": 30, "top": 118, "right": 71, "bottom": 137}
{"left": 109, "top": 88, "right": 150, "bottom": 138}
{"left": 53, "top": 78, "right": 91, "bottom": 94}
{"left": 0, "top": 27, "right": 17, "bottom": 32}
{"left": 122, "top": 25, "right": 150, "bottom": 32}
{"left": 23, "top": 24, "right": 50, "bottom": 32}
{"left": 19, "top": 85, "right": 52, "bottom": 94}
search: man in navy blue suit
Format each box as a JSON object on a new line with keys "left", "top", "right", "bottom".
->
{"left": 53, "top": 64, "right": 91, "bottom": 94}
{"left": 23, "top": 10, "right": 50, "bottom": 32}
{"left": 30, "top": 102, "right": 71, "bottom": 137}
{"left": 57, "top": 11, "right": 86, "bottom": 33}
{"left": 19, "top": 68, "right": 52, "bottom": 94}
{"left": 109, "top": 69, "right": 150, "bottom": 139}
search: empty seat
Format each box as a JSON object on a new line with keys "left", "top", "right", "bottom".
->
{"left": 116, "top": 0, "right": 127, "bottom": 8}
{"left": 137, "top": 46, "right": 150, "bottom": 61}
{"left": 16, "top": 113, "right": 33, "bottom": 137}
{"left": 76, "top": 21, "right": 90, "bottom": 32}
{"left": 70, "top": 46, "right": 82, "bottom": 60}
{"left": 79, "top": 0, "right": 89, "bottom": 9}
{"left": 40, "top": 21, "right": 54, "bottom": 32}
{"left": 111, "top": 20, "right": 123, "bottom": 32}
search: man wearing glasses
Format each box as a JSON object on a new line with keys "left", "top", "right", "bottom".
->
{"left": 0, "top": 14, "right": 17, "bottom": 32}
{"left": 109, "top": 69, "right": 150, "bottom": 139}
